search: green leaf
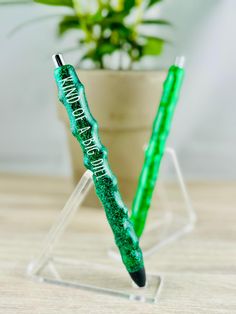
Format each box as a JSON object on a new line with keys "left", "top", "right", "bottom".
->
{"left": 143, "top": 37, "right": 164, "bottom": 56}
{"left": 148, "top": 0, "right": 162, "bottom": 7}
{"left": 58, "top": 15, "right": 80, "bottom": 36}
{"left": 141, "top": 19, "right": 172, "bottom": 26}
{"left": 80, "top": 49, "right": 102, "bottom": 67}
{"left": 124, "top": 0, "right": 135, "bottom": 13}
{"left": 81, "top": 42, "right": 117, "bottom": 61}
{"left": 97, "top": 42, "right": 117, "bottom": 56}
{"left": 80, "top": 50, "right": 95, "bottom": 61}
{"left": 87, "top": 11, "right": 104, "bottom": 24}
{"left": 34, "top": 0, "right": 73, "bottom": 7}
{"left": 112, "top": 24, "right": 132, "bottom": 40}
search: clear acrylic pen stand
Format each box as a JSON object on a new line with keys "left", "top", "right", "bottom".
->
{"left": 109, "top": 147, "right": 196, "bottom": 259}
{"left": 27, "top": 147, "right": 196, "bottom": 303}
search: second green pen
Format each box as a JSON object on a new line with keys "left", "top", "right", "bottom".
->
{"left": 131, "top": 57, "right": 185, "bottom": 238}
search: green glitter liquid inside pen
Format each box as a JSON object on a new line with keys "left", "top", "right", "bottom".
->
{"left": 131, "top": 56, "right": 185, "bottom": 238}
{"left": 52, "top": 54, "right": 146, "bottom": 287}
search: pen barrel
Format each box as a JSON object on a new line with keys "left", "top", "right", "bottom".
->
{"left": 54, "top": 65, "right": 144, "bottom": 273}
{"left": 131, "top": 65, "right": 184, "bottom": 237}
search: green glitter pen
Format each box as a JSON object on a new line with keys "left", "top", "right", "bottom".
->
{"left": 131, "top": 56, "right": 185, "bottom": 238}
{"left": 52, "top": 54, "right": 146, "bottom": 287}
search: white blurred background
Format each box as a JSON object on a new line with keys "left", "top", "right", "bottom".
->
{"left": 0, "top": 0, "right": 235, "bottom": 179}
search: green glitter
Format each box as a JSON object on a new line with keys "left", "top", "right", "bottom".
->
{"left": 131, "top": 63, "right": 185, "bottom": 238}
{"left": 54, "top": 64, "right": 144, "bottom": 273}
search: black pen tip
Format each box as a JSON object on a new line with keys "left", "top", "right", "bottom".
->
{"left": 129, "top": 267, "right": 146, "bottom": 287}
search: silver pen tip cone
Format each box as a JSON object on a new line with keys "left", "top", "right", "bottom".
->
{"left": 52, "top": 53, "right": 65, "bottom": 68}
{"left": 175, "top": 56, "right": 185, "bottom": 68}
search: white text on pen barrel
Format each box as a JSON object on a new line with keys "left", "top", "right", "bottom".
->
{"left": 60, "top": 76, "right": 106, "bottom": 180}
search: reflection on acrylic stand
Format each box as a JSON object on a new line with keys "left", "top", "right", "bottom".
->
{"left": 27, "top": 147, "right": 195, "bottom": 303}
{"left": 27, "top": 170, "right": 161, "bottom": 303}
{"left": 109, "top": 147, "right": 196, "bottom": 261}
{"left": 142, "top": 147, "right": 196, "bottom": 256}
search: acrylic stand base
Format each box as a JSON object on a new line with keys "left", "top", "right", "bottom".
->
{"left": 109, "top": 147, "right": 196, "bottom": 260}
{"left": 27, "top": 171, "right": 162, "bottom": 303}
{"left": 27, "top": 147, "right": 195, "bottom": 303}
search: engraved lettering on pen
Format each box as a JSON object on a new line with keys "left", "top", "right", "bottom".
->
{"left": 83, "top": 137, "right": 99, "bottom": 156}
{"left": 60, "top": 75, "right": 106, "bottom": 180}
{"left": 60, "top": 76, "right": 73, "bottom": 87}
{"left": 60, "top": 76, "right": 82, "bottom": 104}
{"left": 79, "top": 126, "right": 91, "bottom": 135}
{"left": 91, "top": 159, "right": 106, "bottom": 180}
{"left": 72, "top": 108, "right": 85, "bottom": 121}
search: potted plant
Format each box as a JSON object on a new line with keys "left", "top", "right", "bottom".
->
{"left": 4, "top": 0, "right": 170, "bottom": 205}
